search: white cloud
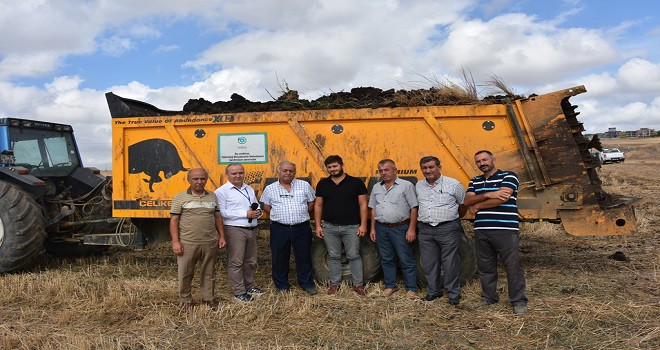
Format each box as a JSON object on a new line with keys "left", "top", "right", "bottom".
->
{"left": 617, "top": 58, "right": 660, "bottom": 93}
{"left": 580, "top": 97, "right": 660, "bottom": 133}
{"left": 0, "top": 52, "right": 62, "bottom": 79}
{"left": 185, "top": 0, "right": 471, "bottom": 97}
{"left": 434, "top": 13, "right": 620, "bottom": 85}
{"left": 154, "top": 44, "right": 180, "bottom": 53}
{"left": 99, "top": 36, "right": 134, "bottom": 56}
{"left": 0, "top": 75, "right": 111, "bottom": 166}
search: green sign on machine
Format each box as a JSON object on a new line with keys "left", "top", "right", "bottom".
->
{"left": 218, "top": 133, "right": 268, "bottom": 164}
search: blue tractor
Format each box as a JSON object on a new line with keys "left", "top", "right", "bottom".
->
{"left": 0, "top": 118, "right": 124, "bottom": 272}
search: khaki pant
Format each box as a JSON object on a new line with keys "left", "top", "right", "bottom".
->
{"left": 225, "top": 226, "right": 258, "bottom": 296}
{"left": 177, "top": 240, "right": 218, "bottom": 303}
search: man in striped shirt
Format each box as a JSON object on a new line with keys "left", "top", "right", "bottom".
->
{"left": 170, "top": 168, "right": 226, "bottom": 311}
{"left": 464, "top": 150, "right": 528, "bottom": 315}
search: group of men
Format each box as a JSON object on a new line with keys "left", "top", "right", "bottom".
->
{"left": 169, "top": 150, "right": 528, "bottom": 315}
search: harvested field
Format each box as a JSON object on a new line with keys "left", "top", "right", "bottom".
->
{"left": 1, "top": 139, "right": 658, "bottom": 349}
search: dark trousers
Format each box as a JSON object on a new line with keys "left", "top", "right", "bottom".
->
{"left": 474, "top": 229, "right": 528, "bottom": 306}
{"left": 269, "top": 222, "right": 314, "bottom": 290}
{"left": 418, "top": 220, "right": 462, "bottom": 301}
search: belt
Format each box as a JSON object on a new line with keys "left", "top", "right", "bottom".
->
{"left": 324, "top": 222, "right": 359, "bottom": 226}
{"left": 227, "top": 225, "right": 257, "bottom": 230}
{"left": 271, "top": 221, "right": 310, "bottom": 228}
{"left": 419, "top": 219, "right": 456, "bottom": 226}
{"left": 378, "top": 219, "right": 410, "bottom": 227}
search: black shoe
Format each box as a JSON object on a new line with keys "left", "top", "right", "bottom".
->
{"left": 513, "top": 304, "right": 528, "bottom": 315}
{"left": 233, "top": 293, "right": 254, "bottom": 303}
{"left": 448, "top": 299, "right": 460, "bottom": 306}
{"left": 247, "top": 288, "right": 266, "bottom": 296}
{"left": 303, "top": 286, "right": 318, "bottom": 296}
{"left": 421, "top": 294, "right": 440, "bottom": 302}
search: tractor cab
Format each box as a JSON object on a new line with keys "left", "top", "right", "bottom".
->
{"left": 0, "top": 118, "right": 81, "bottom": 178}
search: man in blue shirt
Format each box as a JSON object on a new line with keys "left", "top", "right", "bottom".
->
{"left": 464, "top": 150, "right": 528, "bottom": 315}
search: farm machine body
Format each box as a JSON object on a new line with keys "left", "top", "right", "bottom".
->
{"left": 0, "top": 118, "right": 122, "bottom": 272}
{"left": 0, "top": 85, "right": 638, "bottom": 277}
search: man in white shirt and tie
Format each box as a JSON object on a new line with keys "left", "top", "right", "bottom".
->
{"left": 215, "top": 163, "right": 264, "bottom": 302}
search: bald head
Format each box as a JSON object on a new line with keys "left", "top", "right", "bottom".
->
{"left": 187, "top": 168, "right": 209, "bottom": 194}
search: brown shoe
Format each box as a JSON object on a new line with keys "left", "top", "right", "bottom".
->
{"left": 327, "top": 285, "right": 341, "bottom": 295}
{"left": 354, "top": 286, "right": 367, "bottom": 296}
{"left": 406, "top": 291, "right": 417, "bottom": 300}
{"left": 205, "top": 300, "right": 219, "bottom": 311}
{"left": 383, "top": 286, "right": 399, "bottom": 297}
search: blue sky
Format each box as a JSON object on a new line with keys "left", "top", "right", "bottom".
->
{"left": 0, "top": 0, "right": 658, "bottom": 168}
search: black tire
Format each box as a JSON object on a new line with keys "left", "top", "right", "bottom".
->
{"left": 0, "top": 181, "right": 47, "bottom": 272}
{"left": 413, "top": 230, "right": 477, "bottom": 286}
{"left": 311, "top": 235, "right": 381, "bottom": 283}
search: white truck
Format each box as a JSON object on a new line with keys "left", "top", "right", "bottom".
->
{"left": 599, "top": 148, "right": 626, "bottom": 164}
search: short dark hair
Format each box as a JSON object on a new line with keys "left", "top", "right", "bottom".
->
{"left": 225, "top": 163, "right": 244, "bottom": 174}
{"left": 474, "top": 150, "right": 494, "bottom": 157}
{"left": 324, "top": 155, "right": 343, "bottom": 166}
{"left": 419, "top": 156, "right": 440, "bottom": 167}
{"left": 377, "top": 159, "right": 395, "bottom": 168}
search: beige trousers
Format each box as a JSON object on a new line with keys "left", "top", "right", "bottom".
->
{"left": 177, "top": 240, "right": 218, "bottom": 303}
{"left": 224, "top": 226, "right": 258, "bottom": 296}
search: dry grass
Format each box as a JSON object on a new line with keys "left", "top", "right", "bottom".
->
{"left": 1, "top": 139, "right": 659, "bottom": 349}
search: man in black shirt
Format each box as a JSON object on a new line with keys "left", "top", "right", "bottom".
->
{"left": 314, "top": 155, "right": 369, "bottom": 295}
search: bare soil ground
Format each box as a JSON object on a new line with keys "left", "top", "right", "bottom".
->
{"left": 1, "top": 139, "right": 658, "bottom": 349}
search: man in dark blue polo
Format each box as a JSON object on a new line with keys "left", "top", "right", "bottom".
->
{"left": 464, "top": 150, "right": 528, "bottom": 315}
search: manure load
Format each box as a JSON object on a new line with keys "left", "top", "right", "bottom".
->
{"left": 106, "top": 85, "right": 636, "bottom": 281}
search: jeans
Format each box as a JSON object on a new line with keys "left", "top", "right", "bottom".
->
{"left": 269, "top": 222, "right": 314, "bottom": 290}
{"left": 322, "top": 223, "right": 363, "bottom": 286}
{"left": 474, "top": 229, "right": 528, "bottom": 306}
{"left": 375, "top": 222, "right": 418, "bottom": 291}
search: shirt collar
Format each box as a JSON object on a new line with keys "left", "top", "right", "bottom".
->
{"left": 187, "top": 187, "right": 209, "bottom": 195}
{"left": 483, "top": 169, "right": 502, "bottom": 180}
{"left": 229, "top": 182, "right": 248, "bottom": 190}
{"left": 380, "top": 177, "right": 400, "bottom": 186}
{"left": 326, "top": 173, "right": 350, "bottom": 183}
{"left": 424, "top": 175, "right": 442, "bottom": 187}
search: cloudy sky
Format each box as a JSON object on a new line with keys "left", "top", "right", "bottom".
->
{"left": 0, "top": 0, "right": 658, "bottom": 169}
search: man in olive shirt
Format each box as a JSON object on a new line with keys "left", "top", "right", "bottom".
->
{"left": 170, "top": 168, "right": 226, "bottom": 311}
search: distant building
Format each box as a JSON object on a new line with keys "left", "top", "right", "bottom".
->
{"left": 638, "top": 128, "right": 652, "bottom": 137}
{"left": 598, "top": 127, "right": 655, "bottom": 138}
{"left": 607, "top": 127, "right": 619, "bottom": 138}
{"left": 598, "top": 128, "right": 656, "bottom": 139}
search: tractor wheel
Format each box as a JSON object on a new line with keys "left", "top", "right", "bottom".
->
{"left": 311, "top": 235, "right": 381, "bottom": 284}
{"left": 414, "top": 230, "right": 477, "bottom": 286}
{"left": 0, "top": 181, "right": 47, "bottom": 272}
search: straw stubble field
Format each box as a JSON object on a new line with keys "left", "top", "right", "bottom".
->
{"left": 1, "top": 138, "right": 658, "bottom": 349}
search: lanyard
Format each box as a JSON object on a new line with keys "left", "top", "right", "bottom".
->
{"left": 232, "top": 186, "right": 252, "bottom": 205}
